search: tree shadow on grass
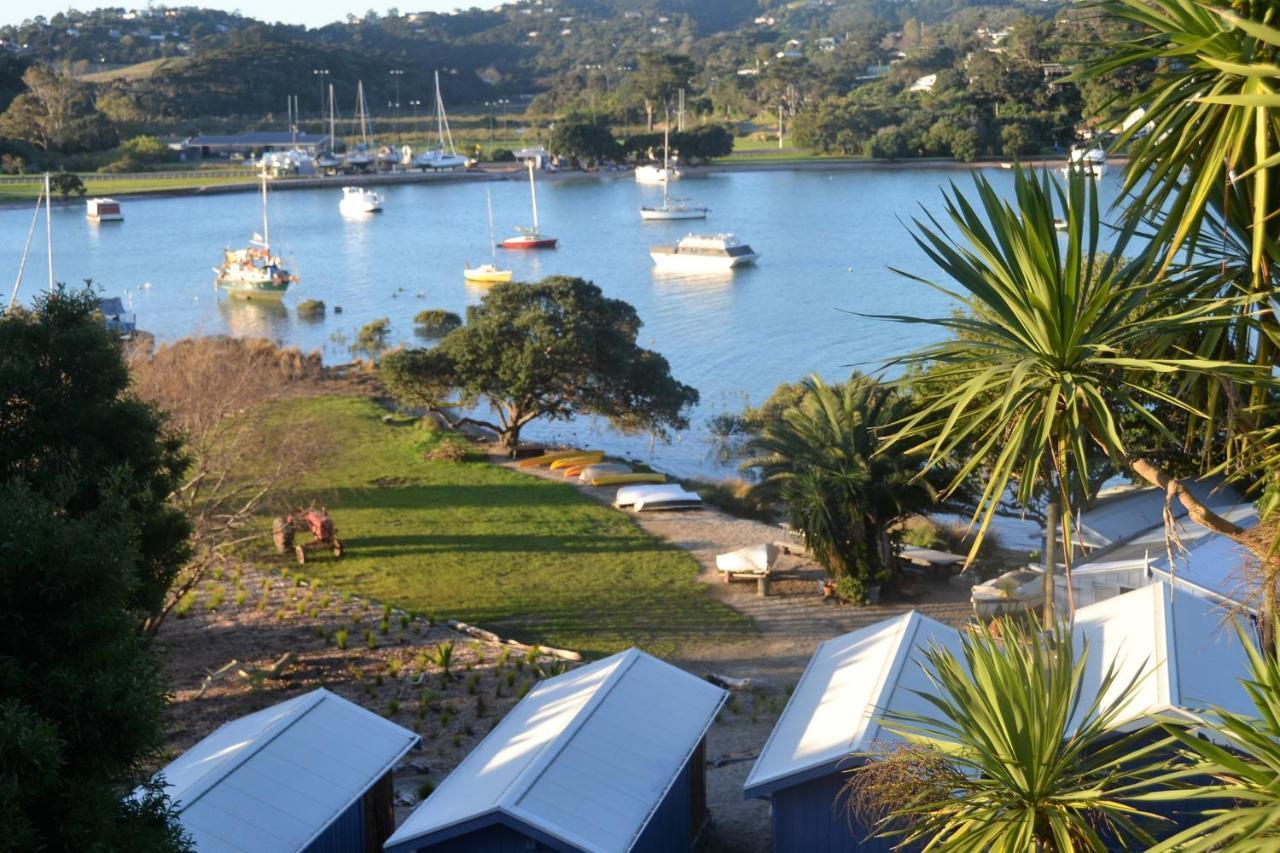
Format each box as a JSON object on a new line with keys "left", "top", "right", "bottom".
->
{"left": 346, "top": 533, "right": 684, "bottom": 558}
{"left": 318, "top": 484, "right": 592, "bottom": 512}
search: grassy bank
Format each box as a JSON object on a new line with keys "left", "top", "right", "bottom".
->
{"left": 259, "top": 395, "right": 750, "bottom": 657}
{"left": 0, "top": 174, "right": 259, "bottom": 203}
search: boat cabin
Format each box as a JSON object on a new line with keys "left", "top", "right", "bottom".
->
{"left": 86, "top": 197, "right": 123, "bottom": 222}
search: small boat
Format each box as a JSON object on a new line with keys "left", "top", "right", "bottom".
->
{"left": 213, "top": 169, "right": 296, "bottom": 300}
{"left": 578, "top": 463, "right": 633, "bottom": 482}
{"left": 1061, "top": 146, "right": 1107, "bottom": 179}
{"left": 593, "top": 473, "right": 668, "bottom": 487}
{"left": 1054, "top": 218, "right": 1068, "bottom": 231}
{"left": 650, "top": 233, "right": 759, "bottom": 272}
{"left": 339, "top": 186, "right": 383, "bottom": 214}
{"left": 635, "top": 163, "right": 681, "bottom": 184}
{"left": 502, "top": 160, "right": 557, "bottom": 249}
{"left": 465, "top": 190, "right": 513, "bottom": 283}
{"left": 516, "top": 449, "right": 599, "bottom": 468}
{"left": 716, "top": 544, "right": 778, "bottom": 577}
{"left": 971, "top": 568, "right": 1044, "bottom": 618}
{"left": 344, "top": 81, "right": 376, "bottom": 171}
{"left": 549, "top": 451, "right": 603, "bottom": 471}
{"left": 86, "top": 197, "right": 123, "bottom": 223}
{"left": 316, "top": 84, "right": 343, "bottom": 172}
{"left": 414, "top": 71, "right": 470, "bottom": 172}
{"left": 640, "top": 118, "right": 706, "bottom": 221}
{"left": 613, "top": 483, "right": 701, "bottom": 511}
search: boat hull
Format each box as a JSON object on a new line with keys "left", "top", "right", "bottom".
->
{"left": 640, "top": 207, "right": 707, "bottom": 221}
{"left": 549, "top": 452, "right": 603, "bottom": 471}
{"left": 216, "top": 280, "right": 290, "bottom": 300}
{"left": 650, "top": 250, "right": 758, "bottom": 271}
{"left": 593, "top": 473, "right": 668, "bottom": 487}
{"left": 340, "top": 201, "right": 382, "bottom": 214}
{"left": 464, "top": 267, "right": 513, "bottom": 283}
{"left": 501, "top": 236, "right": 558, "bottom": 250}
{"left": 517, "top": 449, "right": 600, "bottom": 468}
{"left": 635, "top": 165, "right": 680, "bottom": 184}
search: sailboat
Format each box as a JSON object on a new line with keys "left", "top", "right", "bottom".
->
{"left": 635, "top": 117, "right": 682, "bottom": 184}
{"left": 640, "top": 121, "right": 707, "bottom": 221}
{"left": 316, "top": 84, "right": 342, "bottom": 172}
{"left": 214, "top": 168, "right": 296, "bottom": 300}
{"left": 465, "top": 189, "right": 513, "bottom": 283}
{"left": 414, "top": 71, "right": 469, "bottom": 171}
{"left": 501, "top": 160, "right": 557, "bottom": 249}
{"left": 344, "top": 81, "right": 374, "bottom": 171}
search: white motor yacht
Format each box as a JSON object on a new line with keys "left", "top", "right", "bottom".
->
{"left": 339, "top": 186, "right": 384, "bottom": 214}
{"left": 650, "top": 233, "right": 759, "bottom": 271}
{"left": 635, "top": 163, "right": 681, "bottom": 184}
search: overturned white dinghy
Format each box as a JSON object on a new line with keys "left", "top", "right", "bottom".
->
{"left": 971, "top": 567, "right": 1044, "bottom": 618}
{"left": 578, "top": 462, "right": 633, "bottom": 482}
{"left": 716, "top": 543, "right": 778, "bottom": 578}
{"left": 614, "top": 483, "right": 703, "bottom": 511}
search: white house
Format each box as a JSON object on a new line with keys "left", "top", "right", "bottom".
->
{"left": 909, "top": 73, "right": 937, "bottom": 93}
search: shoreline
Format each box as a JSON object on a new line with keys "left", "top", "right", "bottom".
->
{"left": 0, "top": 155, "right": 1092, "bottom": 210}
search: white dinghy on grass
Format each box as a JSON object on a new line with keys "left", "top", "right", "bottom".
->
{"left": 613, "top": 483, "right": 703, "bottom": 512}
{"left": 577, "top": 462, "right": 633, "bottom": 482}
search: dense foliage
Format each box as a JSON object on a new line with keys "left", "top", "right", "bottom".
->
{"left": 381, "top": 276, "right": 698, "bottom": 452}
{"left": 0, "top": 288, "right": 191, "bottom": 850}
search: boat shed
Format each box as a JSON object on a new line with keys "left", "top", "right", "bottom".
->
{"left": 152, "top": 688, "right": 419, "bottom": 853}
{"left": 745, "top": 584, "right": 1253, "bottom": 852}
{"left": 384, "top": 648, "right": 727, "bottom": 853}
{"left": 178, "top": 132, "right": 332, "bottom": 159}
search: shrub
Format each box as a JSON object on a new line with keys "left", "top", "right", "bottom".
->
{"left": 424, "top": 440, "right": 471, "bottom": 462}
{"left": 335, "top": 629, "right": 349, "bottom": 649}
{"left": 234, "top": 589, "right": 248, "bottom": 606}
{"left": 489, "top": 148, "right": 516, "bottom": 162}
{"left": 205, "top": 585, "right": 225, "bottom": 611}
{"left": 426, "top": 641, "right": 455, "bottom": 679}
{"left": 416, "top": 781, "right": 435, "bottom": 800}
{"left": 387, "top": 700, "right": 400, "bottom": 715}
{"left": 352, "top": 318, "right": 392, "bottom": 361}
{"left": 173, "top": 591, "right": 197, "bottom": 618}
{"left": 413, "top": 309, "right": 462, "bottom": 337}
{"left": 365, "top": 630, "right": 377, "bottom": 649}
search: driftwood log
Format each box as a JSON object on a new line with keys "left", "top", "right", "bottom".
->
{"left": 448, "top": 619, "right": 583, "bottom": 662}
{"left": 194, "top": 659, "right": 240, "bottom": 699}
{"left": 706, "top": 672, "right": 751, "bottom": 690}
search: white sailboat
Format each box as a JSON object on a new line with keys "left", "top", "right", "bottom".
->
{"left": 465, "top": 189, "right": 513, "bottom": 283}
{"left": 316, "top": 84, "right": 342, "bottom": 171}
{"left": 414, "top": 71, "right": 469, "bottom": 171}
{"left": 640, "top": 121, "right": 707, "bottom": 221}
{"left": 501, "top": 160, "right": 557, "bottom": 249}
{"left": 214, "top": 168, "right": 296, "bottom": 299}
{"left": 8, "top": 173, "right": 54, "bottom": 313}
{"left": 344, "top": 81, "right": 375, "bottom": 171}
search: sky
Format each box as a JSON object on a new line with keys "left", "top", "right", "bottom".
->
{"left": 3, "top": 1, "right": 501, "bottom": 30}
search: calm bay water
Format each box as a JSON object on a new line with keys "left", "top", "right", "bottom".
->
{"left": 2, "top": 166, "right": 1121, "bottom": 484}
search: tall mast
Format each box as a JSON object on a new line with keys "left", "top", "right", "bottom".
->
{"left": 260, "top": 168, "right": 270, "bottom": 249}
{"left": 356, "top": 81, "right": 369, "bottom": 146}
{"left": 435, "top": 71, "right": 445, "bottom": 149}
{"left": 528, "top": 159, "right": 539, "bottom": 232}
{"left": 9, "top": 179, "right": 44, "bottom": 311}
{"left": 662, "top": 110, "right": 670, "bottom": 206}
{"left": 328, "top": 83, "right": 336, "bottom": 151}
{"left": 486, "top": 188, "right": 497, "bottom": 264}
{"left": 44, "top": 172, "right": 53, "bottom": 292}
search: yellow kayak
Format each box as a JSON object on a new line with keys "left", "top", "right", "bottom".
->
{"left": 549, "top": 452, "right": 604, "bottom": 471}
{"left": 589, "top": 473, "right": 667, "bottom": 486}
{"left": 561, "top": 465, "right": 588, "bottom": 477}
{"left": 517, "top": 449, "right": 598, "bottom": 469}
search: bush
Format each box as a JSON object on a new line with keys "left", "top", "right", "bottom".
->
{"left": 424, "top": 439, "right": 471, "bottom": 462}
{"left": 335, "top": 629, "right": 349, "bottom": 649}
{"left": 413, "top": 309, "right": 461, "bottom": 337}
{"left": 296, "top": 299, "right": 326, "bottom": 320}
{"left": 489, "top": 148, "right": 516, "bottom": 162}
{"left": 352, "top": 318, "right": 391, "bottom": 361}
{"left": 865, "top": 129, "right": 911, "bottom": 160}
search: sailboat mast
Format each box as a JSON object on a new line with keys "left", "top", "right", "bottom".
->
{"left": 434, "top": 71, "right": 446, "bottom": 149}
{"left": 486, "top": 188, "right": 497, "bottom": 264}
{"left": 662, "top": 111, "right": 670, "bottom": 206}
{"left": 528, "top": 160, "right": 539, "bottom": 232}
{"left": 357, "top": 81, "right": 369, "bottom": 146}
{"left": 328, "top": 83, "right": 336, "bottom": 151}
{"left": 8, "top": 179, "right": 43, "bottom": 311}
{"left": 261, "top": 169, "right": 270, "bottom": 249}
{"left": 44, "top": 172, "right": 53, "bottom": 291}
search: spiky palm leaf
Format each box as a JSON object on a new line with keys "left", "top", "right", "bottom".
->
{"left": 852, "top": 618, "right": 1171, "bottom": 851}
{"left": 878, "top": 167, "right": 1265, "bottom": 565}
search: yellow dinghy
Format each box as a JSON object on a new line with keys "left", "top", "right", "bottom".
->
{"left": 589, "top": 472, "right": 667, "bottom": 487}
{"left": 517, "top": 449, "right": 599, "bottom": 469}
{"left": 549, "top": 452, "right": 604, "bottom": 471}
{"left": 561, "top": 464, "right": 589, "bottom": 478}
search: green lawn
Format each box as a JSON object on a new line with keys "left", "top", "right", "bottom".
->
{"left": 0, "top": 174, "right": 259, "bottom": 203}
{"left": 264, "top": 395, "right": 751, "bottom": 657}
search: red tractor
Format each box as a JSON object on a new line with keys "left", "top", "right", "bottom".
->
{"left": 273, "top": 508, "right": 344, "bottom": 564}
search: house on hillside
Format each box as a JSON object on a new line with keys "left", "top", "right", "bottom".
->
{"left": 745, "top": 584, "right": 1254, "bottom": 852}
{"left": 908, "top": 73, "right": 936, "bottom": 92}
{"left": 150, "top": 688, "right": 418, "bottom": 853}
{"left": 385, "top": 648, "right": 726, "bottom": 853}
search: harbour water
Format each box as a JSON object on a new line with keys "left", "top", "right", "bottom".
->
{"left": 2, "top": 166, "right": 1121, "bottom": 483}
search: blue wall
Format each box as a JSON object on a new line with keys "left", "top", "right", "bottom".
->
{"left": 304, "top": 798, "right": 364, "bottom": 853}
{"left": 770, "top": 772, "right": 908, "bottom": 853}
{"left": 633, "top": 756, "right": 694, "bottom": 852}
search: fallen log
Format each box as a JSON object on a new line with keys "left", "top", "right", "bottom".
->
{"left": 706, "top": 672, "right": 751, "bottom": 690}
{"left": 194, "top": 659, "right": 239, "bottom": 699}
{"left": 447, "top": 619, "right": 582, "bottom": 661}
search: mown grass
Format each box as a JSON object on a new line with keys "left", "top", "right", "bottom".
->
{"left": 261, "top": 395, "right": 751, "bottom": 657}
{"left": 0, "top": 174, "right": 262, "bottom": 203}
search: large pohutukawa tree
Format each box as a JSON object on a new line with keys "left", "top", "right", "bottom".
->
{"left": 877, "top": 168, "right": 1271, "bottom": 611}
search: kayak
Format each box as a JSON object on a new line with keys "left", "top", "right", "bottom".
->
{"left": 561, "top": 465, "right": 588, "bottom": 477}
{"left": 549, "top": 452, "right": 603, "bottom": 471}
{"left": 591, "top": 472, "right": 667, "bottom": 487}
{"left": 579, "top": 463, "right": 633, "bottom": 482}
{"left": 517, "top": 449, "right": 599, "bottom": 468}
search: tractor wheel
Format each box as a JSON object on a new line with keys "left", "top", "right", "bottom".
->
{"left": 333, "top": 539, "right": 344, "bottom": 559}
{"left": 295, "top": 544, "right": 306, "bottom": 565}
{"left": 273, "top": 518, "right": 293, "bottom": 554}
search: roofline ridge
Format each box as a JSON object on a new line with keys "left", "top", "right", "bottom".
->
{"left": 175, "top": 688, "right": 328, "bottom": 812}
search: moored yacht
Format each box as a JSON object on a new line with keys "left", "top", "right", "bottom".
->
{"left": 86, "top": 197, "right": 123, "bottom": 222}
{"left": 650, "top": 233, "right": 759, "bottom": 271}
{"left": 413, "top": 71, "right": 469, "bottom": 172}
{"left": 1061, "top": 146, "right": 1107, "bottom": 179}
{"left": 339, "top": 186, "right": 384, "bottom": 214}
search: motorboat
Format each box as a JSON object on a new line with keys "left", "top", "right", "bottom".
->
{"left": 650, "top": 233, "right": 759, "bottom": 271}
{"left": 464, "top": 189, "right": 513, "bottom": 283}
{"left": 635, "top": 163, "right": 681, "bottom": 184}
{"left": 86, "top": 197, "right": 123, "bottom": 222}
{"left": 613, "top": 483, "right": 702, "bottom": 512}
{"left": 414, "top": 71, "right": 469, "bottom": 171}
{"left": 501, "top": 160, "right": 557, "bottom": 249}
{"left": 339, "top": 186, "right": 383, "bottom": 214}
{"left": 1061, "top": 146, "right": 1107, "bottom": 179}
{"left": 213, "top": 169, "right": 296, "bottom": 300}
{"left": 970, "top": 568, "right": 1044, "bottom": 618}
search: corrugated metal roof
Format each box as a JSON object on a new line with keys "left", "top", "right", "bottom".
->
{"left": 743, "top": 612, "right": 964, "bottom": 798}
{"left": 746, "top": 584, "right": 1252, "bottom": 799}
{"left": 155, "top": 688, "right": 418, "bottom": 853}
{"left": 385, "top": 648, "right": 726, "bottom": 853}
{"left": 1076, "top": 480, "right": 1241, "bottom": 556}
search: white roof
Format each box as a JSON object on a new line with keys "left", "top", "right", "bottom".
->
{"left": 155, "top": 688, "right": 418, "bottom": 853}
{"left": 743, "top": 611, "right": 964, "bottom": 798}
{"left": 746, "top": 583, "right": 1253, "bottom": 798}
{"left": 386, "top": 648, "right": 726, "bottom": 853}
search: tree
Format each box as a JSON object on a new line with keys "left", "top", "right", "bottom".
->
{"left": 50, "top": 169, "right": 84, "bottom": 198}
{"left": 741, "top": 375, "right": 936, "bottom": 602}
{"left": 0, "top": 65, "right": 117, "bottom": 152}
{"left": 380, "top": 276, "right": 699, "bottom": 453}
{"left": 879, "top": 169, "right": 1270, "bottom": 612}
{"left": 547, "top": 120, "right": 618, "bottom": 167}
{"left": 0, "top": 287, "right": 191, "bottom": 850}
{"left": 849, "top": 618, "right": 1165, "bottom": 850}
{"left": 631, "top": 51, "right": 697, "bottom": 130}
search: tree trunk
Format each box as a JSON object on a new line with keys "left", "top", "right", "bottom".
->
{"left": 498, "top": 424, "right": 521, "bottom": 457}
{"left": 645, "top": 100, "right": 654, "bottom": 132}
{"left": 1127, "top": 457, "right": 1249, "bottom": 543}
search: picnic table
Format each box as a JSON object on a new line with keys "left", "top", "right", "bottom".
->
{"left": 898, "top": 546, "right": 967, "bottom": 580}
